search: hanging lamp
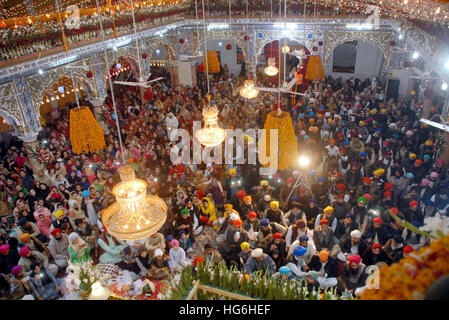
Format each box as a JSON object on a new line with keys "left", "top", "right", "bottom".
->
{"left": 94, "top": 0, "right": 166, "bottom": 241}
{"left": 196, "top": 95, "right": 225, "bottom": 147}
{"left": 265, "top": 57, "right": 279, "bottom": 76}
{"left": 239, "top": 79, "right": 259, "bottom": 99}
{"left": 101, "top": 166, "right": 167, "bottom": 240}
{"left": 281, "top": 44, "right": 290, "bottom": 54}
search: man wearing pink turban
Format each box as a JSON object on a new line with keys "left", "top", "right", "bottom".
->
{"left": 339, "top": 255, "right": 368, "bottom": 296}
{"left": 168, "top": 239, "right": 192, "bottom": 273}
{"left": 0, "top": 244, "right": 13, "bottom": 274}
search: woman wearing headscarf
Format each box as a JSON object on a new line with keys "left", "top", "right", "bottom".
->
{"left": 68, "top": 232, "right": 91, "bottom": 264}
{"left": 199, "top": 197, "right": 217, "bottom": 227}
{"left": 175, "top": 189, "right": 188, "bottom": 208}
{"left": 97, "top": 224, "right": 127, "bottom": 265}
{"left": 67, "top": 198, "right": 85, "bottom": 222}
{"left": 36, "top": 183, "right": 50, "bottom": 201}
{"left": 204, "top": 174, "right": 225, "bottom": 210}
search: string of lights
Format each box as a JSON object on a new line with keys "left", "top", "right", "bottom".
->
{"left": 1, "top": 0, "right": 186, "bottom": 20}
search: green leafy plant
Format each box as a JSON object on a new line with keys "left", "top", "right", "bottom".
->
{"left": 167, "top": 262, "right": 348, "bottom": 300}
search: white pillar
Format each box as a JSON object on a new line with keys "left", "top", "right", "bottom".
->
{"left": 19, "top": 132, "right": 45, "bottom": 177}
{"left": 89, "top": 98, "right": 105, "bottom": 120}
{"left": 171, "top": 60, "right": 197, "bottom": 88}
{"left": 89, "top": 97, "right": 109, "bottom": 135}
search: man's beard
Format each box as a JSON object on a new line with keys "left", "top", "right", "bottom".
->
{"left": 349, "top": 267, "right": 359, "bottom": 275}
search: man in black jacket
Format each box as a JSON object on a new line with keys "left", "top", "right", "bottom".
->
{"left": 340, "top": 229, "right": 367, "bottom": 256}
{"left": 335, "top": 213, "right": 358, "bottom": 242}
{"left": 361, "top": 243, "right": 393, "bottom": 266}
{"left": 365, "top": 217, "right": 391, "bottom": 245}
{"left": 316, "top": 250, "right": 339, "bottom": 289}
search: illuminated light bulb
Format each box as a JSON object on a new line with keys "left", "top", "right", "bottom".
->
{"left": 298, "top": 156, "right": 310, "bottom": 167}
{"left": 442, "top": 82, "right": 448, "bottom": 91}
{"left": 102, "top": 166, "right": 167, "bottom": 240}
{"left": 46, "top": 98, "right": 50, "bottom": 103}
{"left": 51, "top": 97, "right": 55, "bottom": 101}
{"left": 445, "top": 59, "right": 449, "bottom": 69}
{"left": 412, "top": 51, "right": 419, "bottom": 60}
{"left": 196, "top": 95, "right": 225, "bottom": 147}
{"left": 264, "top": 57, "right": 279, "bottom": 76}
{"left": 239, "top": 79, "right": 259, "bottom": 99}
{"left": 436, "top": 7, "right": 441, "bottom": 14}
{"left": 89, "top": 282, "right": 109, "bottom": 300}
{"left": 282, "top": 44, "right": 290, "bottom": 54}
{"left": 56, "top": 95, "right": 60, "bottom": 100}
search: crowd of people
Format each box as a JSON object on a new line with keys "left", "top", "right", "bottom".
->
{"left": 0, "top": 2, "right": 188, "bottom": 61}
{"left": 0, "top": 56, "right": 448, "bottom": 300}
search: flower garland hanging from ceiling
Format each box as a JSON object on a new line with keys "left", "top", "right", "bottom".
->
{"left": 70, "top": 106, "right": 106, "bottom": 154}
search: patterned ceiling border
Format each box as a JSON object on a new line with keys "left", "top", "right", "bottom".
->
{"left": 192, "top": 30, "right": 249, "bottom": 63}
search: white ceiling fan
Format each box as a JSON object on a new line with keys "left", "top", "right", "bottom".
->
{"left": 64, "top": 62, "right": 104, "bottom": 71}
{"left": 420, "top": 118, "right": 449, "bottom": 133}
{"left": 255, "top": 75, "right": 309, "bottom": 96}
{"left": 179, "top": 50, "right": 204, "bottom": 61}
{"left": 408, "top": 67, "right": 441, "bottom": 80}
{"left": 114, "top": 76, "right": 164, "bottom": 88}
{"left": 285, "top": 48, "right": 309, "bottom": 60}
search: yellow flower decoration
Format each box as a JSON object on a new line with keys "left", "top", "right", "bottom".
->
{"left": 70, "top": 106, "right": 106, "bottom": 154}
{"left": 362, "top": 235, "right": 449, "bottom": 300}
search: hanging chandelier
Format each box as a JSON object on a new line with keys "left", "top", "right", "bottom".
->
{"left": 239, "top": 79, "right": 259, "bottom": 99}
{"left": 101, "top": 166, "right": 167, "bottom": 241}
{"left": 264, "top": 57, "right": 279, "bottom": 76}
{"left": 196, "top": 95, "right": 225, "bottom": 147}
{"left": 281, "top": 44, "right": 290, "bottom": 54}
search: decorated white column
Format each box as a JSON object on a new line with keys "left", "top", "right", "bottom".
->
{"left": 89, "top": 97, "right": 105, "bottom": 121}
{"left": 89, "top": 97, "right": 109, "bottom": 135}
{"left": 19, "top": 132, "right": 46, "bottom": 177}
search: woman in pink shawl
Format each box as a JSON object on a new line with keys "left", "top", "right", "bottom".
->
{"left": 36, "top": 213, "right": 52, "bottom": 239}
{"left": 33, "top": 203, "right": 52, "bottom": 222}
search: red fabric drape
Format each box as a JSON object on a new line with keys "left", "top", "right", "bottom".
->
{"left": 264, "top": 40, "right": 279, "bottom": 66}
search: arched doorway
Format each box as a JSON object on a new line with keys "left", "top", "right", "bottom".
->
{"left": 325, "top": 39, "right": 385, "bottom": 78}
{"left": 149, "top": 45, "right": 171, "bottom": 78}
{"left": 108, "top": 56, "right": 135, "bottom": 82}
{"left": 257, "top": 39, "right": 309, "bottom": 85}
{"left": 39, "top": 75, "right": 89, "bottom": 125}
{"left": 196, "top": 39, "right": 246, "bottom": 79}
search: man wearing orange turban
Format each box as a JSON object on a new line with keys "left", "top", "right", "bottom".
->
{"left": 315, "top": 250, "right": 339, "bottom": 289}
{"left": 240, "top": 194, "right": 258, "bottom": 221}
{"left": 222, "top": 217, "right": 250, "bottom": 266}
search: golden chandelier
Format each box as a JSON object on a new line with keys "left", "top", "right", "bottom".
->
{"left": 264, "top": 57, "right": 279, "bottom": 76}
{"left": 239, "top": 79, "right": 259, "bottom": 99}
{"left": 196, "top": 95, "right": 225, "bottom": 147}
{"left": 101, "top": 166, "right": 167, "bottom": 241}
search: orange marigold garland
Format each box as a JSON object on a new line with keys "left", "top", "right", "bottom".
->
{"left": 258, "top": 111, "right": 298, "bottom": 171}
{"left": 361, "top": 234, "right": 449, "bottom": 300}
{"left": 70, "top": 106, "right": 106, "bottom": 154}
{"left": 305, "top": 55, "right": 325, "bottom": 81}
